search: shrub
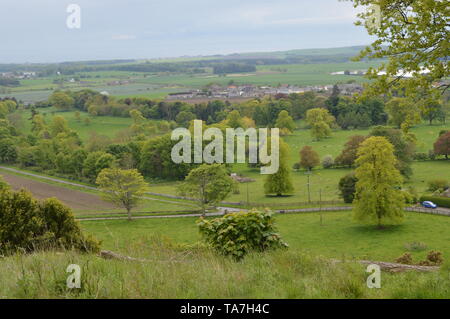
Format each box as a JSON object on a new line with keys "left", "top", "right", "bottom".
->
{"left": 427, "top": 179, "right": 449, "bottom": 192}
{"left": 419, "top": 251, "right": 444, "bottom": 266}
{"left": 197, "top": 209, "right": 288, "bottom": 260}
{"left": 0, "top": 189, "right": 100, "bottom": 255}
{"left": 413, "top": 152, "right": 428, "bottom": 161}
{"left": 428, "top": 150, "right": 436, "bottom": 160}
{"left": 322, "top": 155, "right": 334, "bottom": 169}
{"left": 395, "top": 252, "right": 413, "bottom": 265}
{"left": 419, "top": 196, "right": 450, "bottom": 208}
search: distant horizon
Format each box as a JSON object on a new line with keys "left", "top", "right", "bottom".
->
{"left": 1, "top": 44, "right": 371, "bottom": 65}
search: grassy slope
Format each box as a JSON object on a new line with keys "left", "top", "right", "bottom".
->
{"left": 1, "top": 245, "right": 448, "bottom": 299}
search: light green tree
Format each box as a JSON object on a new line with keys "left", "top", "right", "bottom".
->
{"left": 306, "top": 108, "right": 335, "bottom": 141}
{"left": 96, "top": 168, "right": 149, "bottom": 221}
{"left": 178, "top": 164, "right": 235, "bottom": 215}
{"left": 353, "top": 136, "right": 405, "bottom": 228}
{"left": 226, "top": 110, "right": 244, "bottom": 129}
{"left": 49, "top": 91, "right": 74, "bottom": 111}
{"left": 350, "top": 0, "right": 449, "bottom": 102}
{"left": 385, "top": 97, "right": 421, "bottom": 132}
{"left": 264, "top": 139, "right": 294, "bottom": 196}
{"left": 275, "top": 110, "right": 296, "bottom": 135}
{"left": 50, "top": 116, "right": 70, "bottom": 137}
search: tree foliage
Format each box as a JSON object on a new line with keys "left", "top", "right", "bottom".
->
{"left": 335, "top": 135, "right": 367, "bottom": 167}
{"left": 264, "top": 139, "right": 294, "bottom": 196}
{"left": 353, "top": 136, "right": 405, "bottom": 228}
{"left": 338, "top": 173, "right": 358, "bottom": 204}
{"left": 306, "top": 108, "right": 335, "bottom": 141}
{"left": 96, "top": 168, "right": 149, "bottom": 221}
{"left": 351, "top": 0, "right": 449, "bottom": 101}
{"left": 179, "top": 164, "right": 235, "bottom": 214}
{"left": 49, "top": 91, "right": 74, "bottom": 111}
{"left": 275, "top": 110, "right": 296, "bottom": 135}
{"left": 299, "top": 146, "right": 320, "bottom": 171}
{"left": 0, "top": 189, "right": 99, "bottom": 255}
{"left": 434, "top": 131, "right": 450, "bottom": 159}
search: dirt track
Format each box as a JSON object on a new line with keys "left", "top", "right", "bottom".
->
{"left": 1, "top": 172, "right": 115, "bottom": 211}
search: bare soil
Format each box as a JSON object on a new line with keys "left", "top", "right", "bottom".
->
{"left": 1, "top": 172, "right": 115, "bottom": 211}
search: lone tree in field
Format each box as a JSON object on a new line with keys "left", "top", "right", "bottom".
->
{"left": 264, "top": 139, "right": 294, "bottom": 197}
{"left": 179, "top": 164, "right": 235, "bottom": 215}
{"left": 353, "top": 136, "right": 405, "bottom": 228}
{"left": 434, "top": 131, "right": 450, "bottom": 159}
{"left": 96, "top": 168, "right": 149, "bottom": 221}
{"left": 299, "top": 146, "right": 320, "bottom": 171}
{"left": 306, "top": 108, "right": 335, "bottom": 141}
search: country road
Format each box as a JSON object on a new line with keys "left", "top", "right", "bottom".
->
{"left": 1, "top": 166, "right": 449, "bottom": 221}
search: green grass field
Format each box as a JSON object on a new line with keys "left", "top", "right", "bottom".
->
{"left": 2, "top": 243, "right": 448, "bottom": 299}
{"left": 80, "top": 211, "right": 450, "bottom": 262}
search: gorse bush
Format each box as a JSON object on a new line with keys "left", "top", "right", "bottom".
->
{"left": 197, "top": 209, "right": 288, "bottom": 260}
{"left": 0, "top": 189, "right": 100, "bottom": 255}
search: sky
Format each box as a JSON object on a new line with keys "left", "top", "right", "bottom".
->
{"left": 0, "top": 0, "right": 373, "bottom": 63}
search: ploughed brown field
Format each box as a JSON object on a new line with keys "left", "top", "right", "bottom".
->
{"left": 0, "top": 172, "right": 114, "bottom": 211}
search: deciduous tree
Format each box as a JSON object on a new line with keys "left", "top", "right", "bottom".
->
{"left": 299, "top": 146, "right": 320, "bottom": 171}
{"left": 275, "top": 110, "right": 296, "bottom": 135}
{"left": 434, "top": 131, "right": 450, "bottom": 159}
{"left": 353, "top": 136, "right": 405, "bottom": 228}
{"left": 264, "top": 139, "right": 294, "bottom": 196}
{"left": 178, "top": 164, "right": 235, "bottom": 215}
{"left": 306, "top": 108, "right": 335, "bottom": 141}
{"left": 96, "top": 168, "right": 149, "bottom": 221}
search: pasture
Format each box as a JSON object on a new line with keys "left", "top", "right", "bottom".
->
{"left": 80, "top": 211, "right": 450, "bottom": 262}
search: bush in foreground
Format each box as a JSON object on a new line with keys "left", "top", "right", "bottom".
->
{"left": 197, "top": 209, "right": 288, "bottom": 260}
{"left": 0, "top": 189, "right": 100, "bottom": 255}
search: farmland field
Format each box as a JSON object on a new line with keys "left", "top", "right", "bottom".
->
{"left": 0, "top": 60, "right": 383, "bottom": 104}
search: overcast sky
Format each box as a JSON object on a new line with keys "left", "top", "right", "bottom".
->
{"left": 0, "top": 0, "right": 372, "bottom": 63}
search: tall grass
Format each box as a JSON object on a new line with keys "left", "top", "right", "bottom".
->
{"left": 0, "top": 235, "right": 448, "bottom": 299}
